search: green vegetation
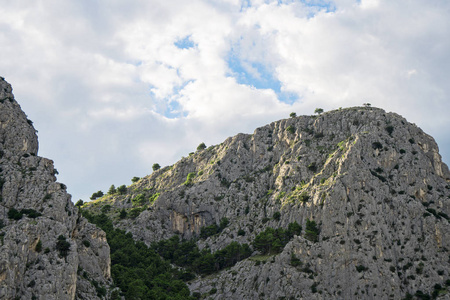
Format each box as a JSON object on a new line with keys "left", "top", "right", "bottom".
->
{"left": 290, "top": 112, "right": 297, "bottom": 118}
{"left": 90, "top": 190, "right": 104, "bottom": 200}
{"left": 117, "top": 185, "right": 127, "bottom": 195}
{"left": 152, "top": 163, "right": 161, "bottom": 171}
{"left": 82, "top": 212, "right": 195, "bottom": 299}
{"left": 304, "top": 219, "right": 319, "bottom": 242}
{"left": 56, "top": 235, "right": 71, "bottom": 258}
{"left": 314, "top": 108, "right": 324, "bottom": 115}
{"left": 131, "top": 177, "right": 140, "bottom": 183}
{"left": 253, "top": 222, "right": 301, "bottom": 254}
{"left": 108, "top": 185, "right": 116, "bottom": 195}
{"left": 197, "top": 142, "right": 206, "bottom": 151}
{"left": 286, "top": 125, "right": 295, "bottom": 134}
{"left": 385, "top": 125, "right": 394, "bottom": 136}
{"left": 8, "top": 208, "right": 42, "bottom": 220}
{"left": 200, "top": 217, "right": 229, "bottom": 239}
{"left": 75, "top": 200, "right": 84, "bottom": 207}
{"left": 184, "top": 172, "right": 196, "bottom": 186}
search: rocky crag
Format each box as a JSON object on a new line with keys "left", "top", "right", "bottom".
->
{"left": 0, "top": 77, "right": 111, "bottom": 300}
{"left": 85, "top": 102, "right": 450, "bottom": 298}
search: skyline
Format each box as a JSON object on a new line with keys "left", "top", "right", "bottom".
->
{"left": 1, "top": 0, "right": 449, "bottom": 201}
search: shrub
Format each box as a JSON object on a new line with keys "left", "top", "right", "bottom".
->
{"left": 152, "top": 163, "right": 161, "bottom": 171}
{"left": 35, "top": 240, "right": 42, "bottom": 252}
{"left": 107, "top": 185, "right": 116, "bottom": 195}
{"left": 385, "top": 125, "right": 394, "bottom": 136}
{"left": 355, "top": 265, "right": 368, "bottom": 272}
{"left": 307, "top": 162, "right": 317, "bottom": 172}
{"left": 101, "top": 205, "right": 111, "bottom": 213}
{"left": 75, "top": 200, "right": 84, "bottom": 207}
{"left": 82, "top": 240, "right": 90, "bottom": 248}
{"left": 299, "top": 192, "right": 310, "bottom": 203}
{"left": 184, "top": 172, "right": 196, "bottom": 186}
{"left": 56, "top": 235, "right": 71, "bottom": 258}
{"left": 314, "top": 108, "right": 324, "bottom": 115}
{"left": 197, "top": 143, "right": 207, "bottom": 151}
{"left": 290, "top": 112, "right": 297, "bottom": 118}
{"left": 290, "top": 253, "right": 302, "bottom": 267}
{"left": 273, "top": 211, "right": 281, "bottom": 221}
{"left": 119, "top": 209, "right": 127, "bottom": 219}
{"left": 149, "top": 193, "right": 160, "bottom": 204}
{"left": 286, "top": 125, "right": 295, "bottom": 134}
{"left": 8, "top": 208, "right": 23, "bottom": 220}
{"left": 304, "top": 219, "right": 319, "bottom": 242}
{"left": 117, "top": 185, "right": 127, "bottom": 195}
{"left": 237, "top": 229, "right": 245, "bottom": 236}
{"left": 90, "top": 191, "right": 104, "bottom": 200}
{"left": 131, "top": 176, "right": 140, "bottom": 183}
{"left": 372, "top": 142, "right": 383, "bottom": 150}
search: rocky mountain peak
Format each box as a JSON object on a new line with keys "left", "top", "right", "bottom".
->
{"left": 85, "top": 104, "right": 450, "bottom": 299}
{"left": 0, "top": 77, "right": 112, "bottom": 300}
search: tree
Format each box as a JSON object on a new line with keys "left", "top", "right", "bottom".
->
{"left": 314, "top": 108, "right": 324, "bottom": 115}
{"left": 117, "top": 185, "right": 127, "bottom": 195}
{"left": 56, "top": 235, "right": 71, "bottom": 258}
{"left": 152, "top": 163, "right": 161, "bottom": 171}
{"left": 363, "top": 103, "right": 371, "bottom": 108}
{"left": 305, "top": 219, "right": 319, "bottom": 242}
{"left": 90, "top": 190, "right": 104, "bottom": 200}
{"left": 131, "top": 176, "right": 140, "bottom": 183}
{"left": 119, "top": 209, "right": 127, "bottom": 219}
{"left": 108, "top": 185, "right": 116, "bottom": 195}
{"left": 197, "top": 142, "right": 206, "bottom": 151}
{"left": 75, "top": 200, "right": 84, "bottom": 208}
{"left": 290, "top": 112, "right": 297, "bottom": 118}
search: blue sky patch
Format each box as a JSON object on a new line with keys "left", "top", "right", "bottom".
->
{"left": 174, "top": 36, "right": 195, "bottom": 49}
{"left": 226, "top": 52, "right": 298, "bottom": 104}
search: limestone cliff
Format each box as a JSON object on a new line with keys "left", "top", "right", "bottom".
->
{"left": 0, "top": 77, "right": 111, "bottom": 300}
{"left": 86, "top": 104, "right": 450, "bottom": 299}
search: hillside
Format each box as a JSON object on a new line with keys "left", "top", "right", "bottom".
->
{"left": 0, "top": 77, "right": 112, "bottom": 300}
{"left": 84, "top": 103, "right": 450, "bottom": 299}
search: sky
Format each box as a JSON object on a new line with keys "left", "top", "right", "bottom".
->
{"left": 0, "top": 0, "right": 449, "bottom": 201}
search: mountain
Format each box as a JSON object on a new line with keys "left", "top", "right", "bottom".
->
{"left": 0, "top": 77, "right": 112, "bottom": 300}
{"left": 1, "top": 76, "right": 449, "bottom": 299}
{"left": 83, "top": 101, "right": 450, "bottom": 298}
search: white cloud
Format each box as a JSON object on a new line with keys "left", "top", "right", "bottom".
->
{"left": 0, "top": 0, "right": 448, "bottom": 200}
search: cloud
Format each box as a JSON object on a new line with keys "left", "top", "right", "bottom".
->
{"left": 0, "top": 0, "right": 449, "bottom": 200}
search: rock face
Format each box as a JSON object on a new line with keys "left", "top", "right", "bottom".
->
{"left": 0, "top": 77, "right": 111, "bottom": 300}
{"left": 86, "top": 103, "right": 450, "bottom": 299}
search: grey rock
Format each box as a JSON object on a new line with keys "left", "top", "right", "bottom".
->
{"left": 87, "top": 105, "right": 450, "bottom": 299}
{"left": 0, "top": 78, "right": 111, "bottom": 300}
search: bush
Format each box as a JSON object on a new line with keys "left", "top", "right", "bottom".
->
{"left": 56, "top": 235, "right": 71, "bottom": 258}
{"left": 117, "top": 185, "right": 127, "bottom": 195}
{"left": 184, "top": 173, "right": 196, "bottom": 186}
{"left": 108, "top": 185, "right": 116, "bottom": 195}
{"left": 355, "top": 265, "right": 368, "bottom": 272}
{"left": 131, "top": 176, "right": 140, "bottom": 183}
{"left": 273, "top": 211, "right": 281, "bottom": 221}
{"left": 385, "top": 125, "right": 394, "bottom": 136}
{"left": 75, "top": 200, "right": 84, "bottom": 207}
{"left": 82, "top": 240, "right": 90, "bottom": 247}
{"left": 119, "top": 209, "right": 127, "bottom": 219}
{"left": 290, "top": 112, "right": 297, "bottom": 118}
{"left": 305, "top": 219, "right": 319, "bottom": 242}
{"left": 314, "top": 108, "right": 324, "bottom": 115}
{"left": 299, "top": 192, "right": 310, "bottom": 203}
{"left": 197, "top": 143, "right": 206, "bottom": 151}
{"left": 8, "top": 208, "right": 23, "bottom": 220}
{"left": 152, "top": 163, "right": 161, "bottom": 171}
{"left": 90, "top": 191, "right": 104, "bottom": 200}
{"left": 372, "top": 142, "right": 383, "bottom": 150}
{"left": 35, "top": 240, "right": 42, "bottom": 252}
{"left": 286, "top": 125, "right": 295, "bottom": 134}
{"left": 237, "top": 229, "right": 245, "bottom": 236}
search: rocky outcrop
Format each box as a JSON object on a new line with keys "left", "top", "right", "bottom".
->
{"left": 86, "top": 104, "right": 450, "bottom": 298}
{"left": 0, "top": 77, "right": 111, "bottom": 300}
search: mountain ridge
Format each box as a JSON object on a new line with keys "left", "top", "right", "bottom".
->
{"left": 84, "top": 103, "right": 450, "bottom": 298}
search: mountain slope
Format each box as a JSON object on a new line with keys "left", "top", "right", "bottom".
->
{"left": 85, "top": 105, "right": 450, "bottom": 299}
{"left": 0, "top": 77, "right": 112, "bottom": 300}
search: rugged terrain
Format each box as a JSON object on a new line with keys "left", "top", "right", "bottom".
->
{"left": 1, "top": 75, "right": 449, "bottom": 299}
{"left": 0, "top": 77, "right": 112, "bottom": 300}
{"left": 84, "top": 102, "right": 450, "bottom": 298}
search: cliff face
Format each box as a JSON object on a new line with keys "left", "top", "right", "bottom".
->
{"left": 0, "top": 78, "right": 111, "bottom": 300}
{"left": 86, "top": 103, "right": 450, "bottom": 298}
